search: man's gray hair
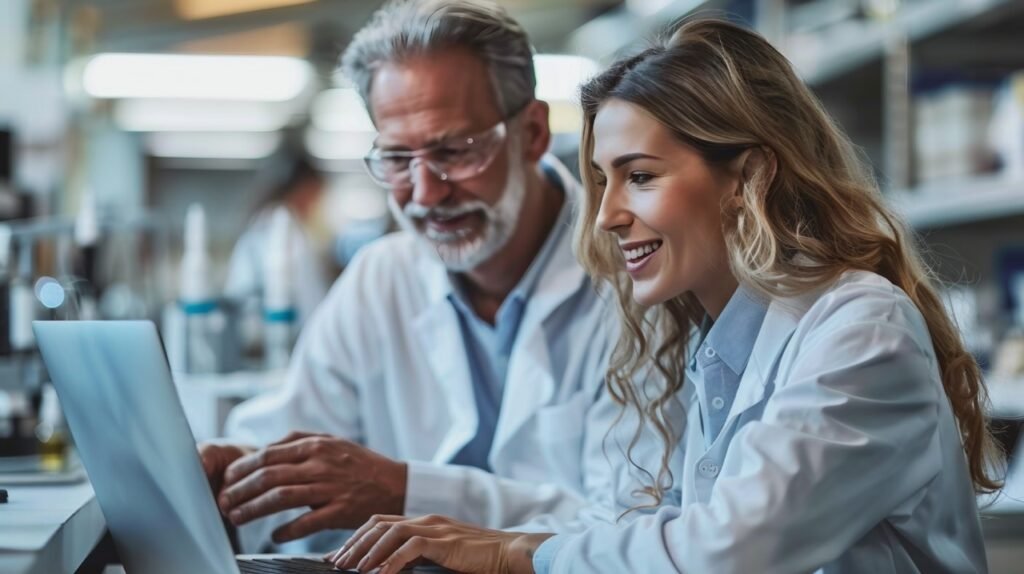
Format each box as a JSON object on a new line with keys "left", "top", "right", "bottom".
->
{"left": 340, "top": 0, "right": 536, "bottom": 119}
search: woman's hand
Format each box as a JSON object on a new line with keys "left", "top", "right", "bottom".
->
{"left": 324, "top": 514, "right": 554, "bottom": 574}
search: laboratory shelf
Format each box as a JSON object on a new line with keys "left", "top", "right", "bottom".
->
{"left": 886, "top": 175, "right": 1024, "bottom": 230}
{"left": 788, "top": 0, "right": 1016, "bottom": 86}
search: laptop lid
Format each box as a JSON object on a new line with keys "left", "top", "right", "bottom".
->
{"left": 34, "top": 320, "right": 239, "bottom": 574}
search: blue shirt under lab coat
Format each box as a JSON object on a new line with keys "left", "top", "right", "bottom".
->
{"left": 447, "top": 165, "right": 569, "bottom": 471}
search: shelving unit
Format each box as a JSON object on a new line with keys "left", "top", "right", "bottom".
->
{"left": 888, "top": 175, "right": 1024, "bottom": 230}
{"left": 787, "top": 0, "right": 1016, "bottom": 85}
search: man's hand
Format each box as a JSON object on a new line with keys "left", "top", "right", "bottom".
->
{"left": 217, "top": 432, "right": 408, "bottom": 543}
{"left": 198, "top": 443, "right": 253, "bottom": 497}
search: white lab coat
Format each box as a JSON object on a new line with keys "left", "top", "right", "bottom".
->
{"left": 225, "top": 158, "right": 629, "bottom": 548}
{"left": 544, "top": 270, "right": 987, "bottom": 574}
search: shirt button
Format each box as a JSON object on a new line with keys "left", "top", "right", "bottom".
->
{"left": 711, "top": 396, "right": 725, "bottom": 410}
{"left": 698, "top": 459, "right": 720, "bottom": 478}
{"left": 704, "top": 347, "right": 716, "bottom": 359}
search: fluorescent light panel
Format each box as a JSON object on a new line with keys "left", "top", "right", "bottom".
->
{"left": 115, "top": 99, "right": 292, "bottom": 132}
{"left": 146, "top": 132, "right": 281, "bottom": 159}
{"left": 175, "top": 0, "right": 314, "bottom": 20}
{"left": 82, "top": 53, "right": 313, "bottom": 102}
{"left": 305, "top": 128, "right": 376, "bottom": 161}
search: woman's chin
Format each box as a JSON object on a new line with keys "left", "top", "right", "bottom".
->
{"left": 631, "top": 283, "right": 672, "bottom": 307}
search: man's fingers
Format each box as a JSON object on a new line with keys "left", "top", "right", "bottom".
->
{"left": 272, "top": 507, "right": 337, "bottom": 544}
{"left": 223, "top": 441, "right": 312, "bottom": 485}
{"left": 269, "top": 430, "right": 327, "bottom": 447}
{"left": 227, "top": 483, "right": 324, "bottom": 526}
{"left": 219, "top": 464, "right": 304, "bottom": 511}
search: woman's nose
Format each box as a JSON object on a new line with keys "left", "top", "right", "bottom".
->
{"left": 596, "top": 185, "right": 630, "bottom": 233}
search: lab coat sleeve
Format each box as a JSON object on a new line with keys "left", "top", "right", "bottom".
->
{"left": 404, "top": 461, "right": 587, "bottom": 529}
{"left": 508, "top": 374, "right": 677, "bottom": 534}
{"left": 404, "top": 377, "right": 618, "bottom": 531}
{"left": 546, "top": 300, "right": 945, "bottom": 573}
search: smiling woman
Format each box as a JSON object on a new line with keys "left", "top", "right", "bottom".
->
{"left": 327, "top": 16, "right": 1001, "bottom": 574}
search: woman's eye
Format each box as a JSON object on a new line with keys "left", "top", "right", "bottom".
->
{"left": 628, "top": 172, "right": 654, "bottom": 185}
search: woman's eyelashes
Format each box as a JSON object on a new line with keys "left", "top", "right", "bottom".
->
{"left": 627, "top": 171, "right": 655, "bottom": 186}
{"left": 592, "top": 170, "right": 654, "bottom": 189}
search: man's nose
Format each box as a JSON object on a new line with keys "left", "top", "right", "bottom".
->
{"left": 410, "top": 158, "right": 451, "bottom": 208}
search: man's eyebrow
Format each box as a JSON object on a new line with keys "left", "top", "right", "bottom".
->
{"left": 375, "top": 126, "right": 477, "bottom": 151}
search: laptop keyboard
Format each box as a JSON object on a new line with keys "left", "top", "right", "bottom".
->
{"left": 237, "top": 557, "right": 356, "bottom": 573}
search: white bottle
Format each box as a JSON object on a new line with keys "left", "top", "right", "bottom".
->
{"left": 9, "top": 239, "right": 36, "bottom": 352}
{"left": 262, "top": 207, "right": 297, "bottom": 370}
{"left": 178, "top": 204, "right": 219, "bottom": 374}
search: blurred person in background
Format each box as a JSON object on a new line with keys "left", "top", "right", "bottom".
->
{"left": 326, "top": 18, "right": 999, "bottom": 574}
{"left": 199, "top": 0, "right": 635, "bottom": 554}
{"left": 224, "top": 153, "right": 332, "bottom": 328}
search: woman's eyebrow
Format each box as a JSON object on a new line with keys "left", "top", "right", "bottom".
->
{"left": 611, "top": 152, "right": 661, "bottom": 169}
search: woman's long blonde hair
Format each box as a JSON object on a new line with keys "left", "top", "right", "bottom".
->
{"left": 575, "top": 18, "right": 1002, "bottom": 506}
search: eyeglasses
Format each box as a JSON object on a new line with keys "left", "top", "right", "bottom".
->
{"left": 363, "top": 121, "right": 508, "bottom": 190}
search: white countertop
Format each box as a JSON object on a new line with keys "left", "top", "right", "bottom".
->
{"left": 0, "top": 481, "right": 106, "bottom": 574}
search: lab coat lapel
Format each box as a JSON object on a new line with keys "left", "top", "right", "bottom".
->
{"left": 725, "top": 297, "right": 802, "bottom": 423}
{"left": 412, "top": 254, "right": 478, "bottom": 464}
{"left": 490, "top": 228, "right": 586, "bottom": 462}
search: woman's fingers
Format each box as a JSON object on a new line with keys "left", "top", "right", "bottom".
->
{"left": 325, "top": 514, "right": 521, "bottom": 574}
{"left": 354, "top": 523, "right": 434, "bottom": 572}
{"left": 377, "top": 536, "right": 435, "bottom": 574}
{"left": 329, "top": 514, "right": 406, "bottom": 569}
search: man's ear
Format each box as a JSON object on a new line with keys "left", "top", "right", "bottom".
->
{"left": 736, "top": 146, "right": 777, "bottom": 195}
{"left": 519, "top": 99, "right": 552, "bottom": 163}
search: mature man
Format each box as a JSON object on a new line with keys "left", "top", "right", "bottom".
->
{"left": 200, "top": 0, "right": 625, "bottom": 551}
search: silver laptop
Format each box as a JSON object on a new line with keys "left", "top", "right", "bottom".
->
{"left": 33, "top": 320, "right": 349, "bottom": 574}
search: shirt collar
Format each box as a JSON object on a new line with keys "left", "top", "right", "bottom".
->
{"left": 701, "top": 284, "right": 769, "bottom": 375}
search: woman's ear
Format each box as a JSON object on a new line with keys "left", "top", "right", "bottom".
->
{"left": 737, "top": 146, "right": 777, "bottom": 195}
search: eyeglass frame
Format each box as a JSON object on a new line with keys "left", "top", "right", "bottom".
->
{"left": 362, "top": 105, "right": 529, "bottom": 190}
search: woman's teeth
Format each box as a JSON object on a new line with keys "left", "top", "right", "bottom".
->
{"left": 625, "top": 241, "right": 662, "bottom": 262}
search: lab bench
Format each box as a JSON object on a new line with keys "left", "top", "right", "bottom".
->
{"left": 0, "top": 482, "right": 104, "bottom": 574}
{"left": 6, "top": 472, "right": 1024, "bottom": 574}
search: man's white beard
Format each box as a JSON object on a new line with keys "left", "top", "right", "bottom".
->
{"left": 389, "top": 137, "right": 528, "bottom": 273}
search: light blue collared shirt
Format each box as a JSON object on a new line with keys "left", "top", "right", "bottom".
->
{"left": 533, "top": 285, "right": 767, "bottom": 574}
{"left": 689, "top": 285, "right": 768, "bottom": 444}
{"left": 446, "top": 164, "right": 569, "bottom": 471}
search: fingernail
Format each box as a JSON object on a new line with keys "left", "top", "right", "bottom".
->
{"left": 338, "top": 550, "right": 352, "bottom": 567}
{"left": 229, "top": 510, "right": 241, "bottom": 524}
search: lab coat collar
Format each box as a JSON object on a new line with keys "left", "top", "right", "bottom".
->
{"left": 724, "top": 287, "right": 817, "bottom": 426}
{"left": 412, "top": 155, "right": 588, "bottom": 462}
